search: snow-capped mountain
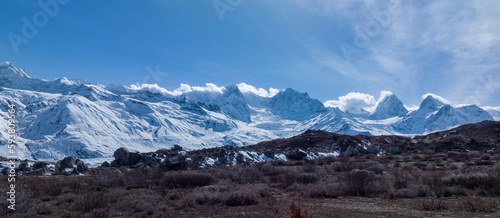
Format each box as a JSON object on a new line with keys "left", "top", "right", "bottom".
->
{"left": 0, "top": 62, "right": 496, "bottom": 161}
{"left": 369, "top": 93, "right": 408, "bottom": 120}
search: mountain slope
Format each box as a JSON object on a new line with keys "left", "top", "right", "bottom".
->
{"left": 0, "top": 62, "right": 496, "bottom": 161}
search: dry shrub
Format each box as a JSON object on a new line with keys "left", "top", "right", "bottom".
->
{"left": 20, "top": 176, "right": 62, "bottom": 197}
{"left": 234, "top": 167, "right": 263, "bottom": 184}
{"left": 341, "top": 169, "right": 377, "bottom": 196}
{"left": 331, "top": 160, "right": 384, "bottom": 174}
{"left": 287, "top": 201, "right": 309, "bottom": 218}
{"left": 296, "top": 173, "right": 319, "bottom": 184}
{"left": 94, "top": 168, "right": 126, "bottom": 187}
{"left": 73, "top": 192, "right": 109, "bottom": 212}
{"left": 423, "top": 172, "right": 445, "bottom": 197}
{"left": 302, "top": 164, "right": 316, "bottom": 173}
{"left": 269, "top": 173, "right": 296, "bottom": 189}
{"left": 188, "top": 190, "right": 225, "bottom": 205}
{"left": 307, "top": 183, "right": 341, "bottom": 198}
{"left": 394, "top": 184, "right": 433, "bottom": 198}
{"left": 161, "top": 172, "right": 215, "bottom": 188}
{"left": 392, "top": 171, "right": 411, "bottom": 189}
{"left": 443, "top": 172, "right": 498, "bottom": 190}
{"left": 420, "top": 199, "right": 447, "bottom": 211}
{"left": 123, "top": 168, "right": 148, "bottom": 185}
{"left": 126, "top": 183, "right": 150, "bottom": 190}
{"left": 225, "top": 191, "right": 258, "bottom": 206}
{"left": 460, "top": 196, "right": 498, "bottom": 212}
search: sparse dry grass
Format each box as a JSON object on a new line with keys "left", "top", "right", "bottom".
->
{"left": 2, "top": 151, "right": 500, "bottom": 217}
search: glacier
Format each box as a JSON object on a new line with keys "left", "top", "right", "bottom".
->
{"left": 0, "top": 62, "right": 495, "bottom": 161}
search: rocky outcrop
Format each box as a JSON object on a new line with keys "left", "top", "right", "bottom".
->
{"left": 344, "top": 146, "right": 359, "bottom": 157}
{"left": 114, "top": 147, "right": 142, "bottom": 166}
{"left": 55, "top": 157, "right": 90, "bottom": 175}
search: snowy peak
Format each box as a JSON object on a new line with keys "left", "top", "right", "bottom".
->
{"left": 370, "top": 93, "right": 408, "bottom": 119}
{"left": 419, "top": 94, "right": 447, "bottom": 111}
{"left": 270, "top": 88, "right": 326, "bottom": 121}
{"left": 0, "top": 62, "right": 32, "bottom": 79}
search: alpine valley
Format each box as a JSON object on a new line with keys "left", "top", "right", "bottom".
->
{"left": 0, "top": 62, "right": 498, "bottom": 161}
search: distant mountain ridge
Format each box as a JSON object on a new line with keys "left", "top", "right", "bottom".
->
{"left": 0, "top": 62, "right": 496, "bottom": 161}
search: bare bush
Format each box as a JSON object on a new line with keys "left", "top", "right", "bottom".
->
{"left": 161, "top": 172, "right": 215, "bottom": 188}
{"left": 225, "top": 191, "right": 258, "bottom": 207}
{"left": 419, "top": 199, "right": 447, "bottom": 211}
{"left": 73, "top": 192, "right": 109, "bottom": 212}
{"left": 286, "top": 201, "right": 310, "bottom": 218}
{"left": 460, "top": 196, "right": 498, "bottom": 212}
{"left": 341, "top": 169, "right": 377, "bottom": 196}
{"left": 94, "top": 168, "right": 126, "bottom": 187}
{"left": 296, "top": 173, "right": 319, "bottom": 184}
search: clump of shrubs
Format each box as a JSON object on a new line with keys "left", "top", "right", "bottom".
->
{"left": 161, "top": 172, "right": 215, "bottom": 188}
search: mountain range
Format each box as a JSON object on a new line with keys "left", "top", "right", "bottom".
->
{"left": 0, "top": 62, "right": 498, "bottom": 161}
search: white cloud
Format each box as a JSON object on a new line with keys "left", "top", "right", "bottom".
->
{"left": 377, "top": 90, "right": 393, "bottom": 102}
{"left": 126, "top": 83, "right": 226, "bottom": 96}
{"left": 190, "top": 83, "right": 226, "bottom": 94}
{"left": 237, "top": 83, "right": 280, "bottom": 97}
{"left": 324, "top": 92, "right": 377, "bottom": 112}
{"left": 421, "top": 93, "right": 451, "bottom": 105}
{"left": 128, "top": 83, "right": 174, "bottom": 96}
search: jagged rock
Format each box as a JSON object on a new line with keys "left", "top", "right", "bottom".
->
{"left": 264, "top": 150, "right": 275, "bottom": 159}
{"left": 121, "top": 152, "right": 142, "bottom": 166}
{"left": 110, "top": 160, "right": 119, "bottom": 167}
{"left": 60, "top": 157, "right": 76, "bottom": 169}
{"left": 114, "top": 147, "right": 129, "bottom": 162}
{"left": 73, "top": 159, "right": 90, "bottom": 174}
{"left": 163, "top": 156, "right": 187, "bottom": 169}
{"left": 366, "top": 145, "right": 380, "bottom": 154}
{"left": 286, "top": 149, "right": 308, "bottom": 160}
{"left": 141, "top": 154, "right": 153, "bottom": 165}
{"left": 344, "top": 146, "right": 359, "bottom": 157}
{"left": 29, "top": 168, "right": 48, "bottom": 175}
{"left": 173, "top": 144, "right": 183, "bottom": 152}
{"left": 389, "top": 147, "right": 402, "bottom": 155}
{"left": 16, "top": 162, "right": 31, "bottom": 172}
{"left": 32, "top": 161, "right": 48, "bottom": 170}
{"left": 218, "top": 149, "right": 227, "bottom": 165}
{"left": 101, "top": 161, "right": 110, "bottom": 168}
{"left": 236, "top": 153, "right": 245, "bottom": 164}
{"left": 54, "top": 162, "right": 65, "bottom": 175}
{"left": 114, "top": 147, "right": 142, "bottom": 166}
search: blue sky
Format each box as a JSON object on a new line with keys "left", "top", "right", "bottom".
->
{"left": 1, "top": 0, "right": 499, "bottom": 108}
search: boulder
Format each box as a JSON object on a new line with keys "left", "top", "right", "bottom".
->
{"left": 236, "top": 153, "right": 245, "bottom": 164}
{"left": 54, "top": 162, "right": 65, "bottom": 175}
{"left": 173, "top": 144, "right": 183, "bottom": 152}
{"left": 120, "top": 152, "right": 142, "bottom": 166}
{"left": 141, "top": 154, "right": 153, "bottom": 165}
{"left": 286, "top": 149, "right": 308, "bottom": 160}
{"left": 114, "top": 147, "right": 129, "bottom": 162}
{"left": 60, "top": 157, "right": 76, "bottom": 169}
{"left": 218, "top": 149, "right": 227, "bottom": 165}
{"left": 163, "top": 156, "right": 187, "bottom": 169}
{"left": 389, "top": 147, "right": 402, "bottom": 155}
{"left": 264, "top": 150, "right": 275, "bottom": 159}
{"left": 73, "top": 159, "right": 90, "bottom": 174}
{"left": 101, "top": 161, "right": 110, "bottom": 168}
{"left": 113, "top": 147, "right": 142, "bottom": 166}
{"left": 366, "top": 145, "right": 380, "bottom": 154}
{"left": 29, "top": 168, "right": 48, "bottom": 175}
{"left": 344, "top": 146, "right": 359, "bottom": 157}
{"left": 110, "top": 160, "right": 119, "bottom": 167}
{"left": 32, "top": 161, "right": 48, "bottom": 171}
{"left": 16, "top": 162, "right": 31, "bottom": 172}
